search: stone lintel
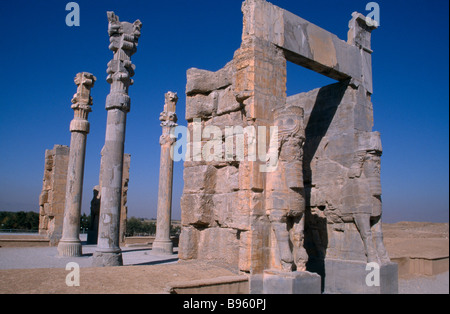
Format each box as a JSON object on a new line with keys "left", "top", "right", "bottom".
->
{"left": 241, "top": 0, "right": 375, "bottom": 93}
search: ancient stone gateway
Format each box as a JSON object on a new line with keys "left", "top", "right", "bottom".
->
{"left": 179, "top": 0, "right": 398, "bottom": 294}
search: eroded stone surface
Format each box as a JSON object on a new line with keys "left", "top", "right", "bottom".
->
{"left": 154, "top": 92, "right": 178, "bottom": 254}
{"left": 58, "top": 72, "right": 96, "bottom": 257}
{"left": 93, "top": 11, "right": 142, "bottom": 267}
{"left": 39, "top": 145, "right": 70, "bottom": 246}
{"left": 179, "top": 0, "right": 392, "bottom": 294}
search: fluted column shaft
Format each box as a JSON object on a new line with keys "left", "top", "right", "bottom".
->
{"left": 92, "top": 11, "right": 142, "bottom": 267}
{"left": 153, "top": 92, "right": 178, "bottom": 254}
{"left": 58, "top": 72, "right": 96, "bottom": 257}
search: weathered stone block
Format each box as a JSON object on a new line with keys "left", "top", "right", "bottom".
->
{"left": 239, "top": 230, "right": 252, "bottom": 272}
{"left": 217, "top": 85, "right": 242, "bottom": 116}
{"left": 186, "top": 62, "right": 233, "bottom": 96}
{"left": 212, "top": 193, "right": 235, "bottom": 227}
{"left": 183, "top": 165, "right": 217, "bottom": 194}
{"left": 326, "top": 222, "right": 367, "bottom": 261}
{"left": 238, "top": 190, "right": 263, "bottom": 217}
{"left": 197, "top": 227, "right": 240, "bottom": 266}
{"left": 249, "top": 274, "right": 264, "bottom": 294}
{"left": 181, "top": 193, "right": 214, "bottom": 227}
{"left": 186, "top": 92, "right": 218, "bottom": 121}
{"left": 178, "top": 226, "right": 199, "bottom": 260}
{"left": 239, "top": 161, "right": 265, "bottom": 192}
{"left": 215, "top": 166, "right": 239, "bottom": 194}
{"left": 324, "top": 259, "right": 398, "bottom": 294}
{"left": 212, "top": 191, "right": 256, "bottom": 231}
{"left": 263, "top": 269, "right": 321, "bottom": 294}
{"left": 204, "top": 110, "right": 246, "bottom": 133}
{"left": 38, "top": 145, "right": 70, "bottom": 245}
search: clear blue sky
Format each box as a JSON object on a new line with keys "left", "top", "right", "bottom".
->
{"left": 0, "top": 0, "right": 448, "bottom": 223}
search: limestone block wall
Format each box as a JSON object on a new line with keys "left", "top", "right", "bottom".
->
{"left": 180, "top": 61, "right": 246, "bottom": 269}
{"left": 180, "top": 35, "right": 289, "bottom": 274}
{"left": 38, "top": 145, "right": 70, "bottom": 246}
{"left": 179, "top": 0, "right": 388, "bottom": 276}
{"left": 287, "top": 82, "right": 380, "bottom": 265}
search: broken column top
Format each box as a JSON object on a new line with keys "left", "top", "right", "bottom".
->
{"left": 357, "top": 131, "right": 383, "bottom": 154}
{"left": 105, "top": 11, "right": 143, "bottom": 112}
{"left": 71, "top": 72, "right": 96, "bottom": 111}
{"left": 347, "top": 12, "right": 378, "bottom": 52}
{"left": 160, "top": 91, "right": 178, "bottom": 129}
{"left": 164, "top": 91, "right": 178, "bottom": 113}
{"left": 70, "top": 72, "right": 96, "bottom": 133}
{"left": 107, "top": 11, "right": 142, "bottom": 55}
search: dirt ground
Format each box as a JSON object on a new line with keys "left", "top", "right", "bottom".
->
{"left": 383, "top": 222, "right": 449, "bottom": 259}
{"left": 0, "top": 222, "right": 448, "bottom": 294}
{"left": 383, "top": 221, "right": 449, "bottom": 239}
{"left": 0, "top": 260, "right": 239, "bottom": 294}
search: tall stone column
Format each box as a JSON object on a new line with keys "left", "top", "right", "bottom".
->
{"left": 153, "top": 92, "right": 178, "bottom": 254}
{"left": 58, "top": 72, "right": 96, "bottom": 257}
{"left": 92, "top": 12, "right": 142, "bottom": 267}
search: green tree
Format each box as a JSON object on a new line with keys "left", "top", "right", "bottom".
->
{"left": 125, "top": 217, "right": 156, "bottom": 236}
{"left": 0, "top": 211, "right": 39, "bottom": 231}
{"left": 80, "top": 213, "right": 90, "bottom": 232}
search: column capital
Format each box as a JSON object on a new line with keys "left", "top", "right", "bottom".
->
{"left": 160, "top": 91, "right": 179, "bottom": 127}
{"left": 71, "top": 72, "right": 96, "bottom": 112}
{"left": 70, "top": 72, "right": 96, "bottom": 133}
{"left": 105, "top": 12, "right": 142, "bottom": 112}
{"left": 107, "top": 11, "right": 142, "bottom": 56}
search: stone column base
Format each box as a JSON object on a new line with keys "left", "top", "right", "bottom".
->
{"left": 324, "top": 258, "right": 398, "bottom": 294}
{"left": 250, "top": 269, "right": 321, "bottom": 294}
{"left": 92, "top": 251, "right": 123, "bottom": 267}
{"left": 152, "top": 239, "right": 173, "bottom": 254}
{"left": 57, "top": 240, "right": 82, "bottom": 257}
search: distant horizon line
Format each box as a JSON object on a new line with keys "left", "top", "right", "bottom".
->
{"left": 0, "top": 209, "right": 447, "bottom": 225}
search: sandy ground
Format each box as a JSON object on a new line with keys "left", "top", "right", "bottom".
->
{"left": 383, "top": 222, "right": 449, "bottom": 260}
{"left": 399, "top": 272, "right": 449, "bottom": 294}
{"left": 0, "top": 222, "right": 448, "bottom": 294}
{"left": 0, "top": 261, "right": 240, "bottom": 294}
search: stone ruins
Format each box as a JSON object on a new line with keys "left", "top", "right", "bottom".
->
{"left": 36, "top": 0, "right": 398, "bottom": 294}
{"left": 58, "top": 72, "right": 96, "bottom": 257}
{"left": 86, "top": 153, "right": 130, "bottom": 245}
{"left": 153, "top": 92, "right": 179, "bottom": 254}
{"left": 39, "top": 145, "right": 69, "bottom": 246}
{"left": 92, "top": 12, "right": 142, "bottom": 267}
{"left": 179, "top": 0, "right": 397, "bottom": 293}
{"left": 39, "top": 152, "right": 130, "bottom": 247}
